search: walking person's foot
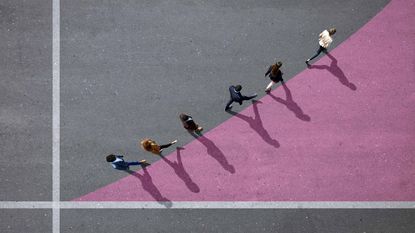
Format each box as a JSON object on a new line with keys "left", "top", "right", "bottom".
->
{"left": 139, "top": 159, "right": 150, "bottom": 166}
{"left": 225, "top": 106, "right": 233, "bottom": 111}
{"left": 305, "top": 59, "right": 311, "bottom": 67}
{"left": 171, "top": 139, "right": 178, "bottom": 144}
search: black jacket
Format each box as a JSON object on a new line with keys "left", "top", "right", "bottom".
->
{"left": 265, "top": 66, "right": 283, "bottom": 82}
{"left": 229, "top": 85, "right": 244, "bottom": 105}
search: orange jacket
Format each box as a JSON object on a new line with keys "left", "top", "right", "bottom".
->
{"left": 140, "top": 139, "right": 161, "bottom": 154}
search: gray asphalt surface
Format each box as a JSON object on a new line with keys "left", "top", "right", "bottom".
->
{"left": 62, "top": 209, "right": 415, "bottom": 233}
{"left": 61, "top": 0, "right": 389, "bottom": 201}
{"left": 0, "top": 0, "right": 52, "bottom": 201}
{"left": 0, "top": 209, "right": 52, "bottom": 233}
{"left": 4, "top": 0, "right": 415, "bottom": 233}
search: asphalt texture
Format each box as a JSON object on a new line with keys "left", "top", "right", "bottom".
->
{"left": 0, "top": 0, "right": 52, "bottom": 201}
{"left": 3, "top": 0, "right": 415, "bottom": 232}
{"left": 0, "top": 209, "right": 52, "bottom": 233}
{"left": 61, "top": 209, "right": 415, "bottom": 233}
{"left": 61, "top": 0, "right": 389, "bottom": 201}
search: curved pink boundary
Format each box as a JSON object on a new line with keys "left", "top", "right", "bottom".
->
{"left": 76, "top": 0, "right": 415, "bottom": 201}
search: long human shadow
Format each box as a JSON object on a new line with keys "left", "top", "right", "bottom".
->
{"left": 226, "top": 100, "right": 280, "bottom": 148}
{"left": 190, "top": 134, "right": 235, "bottom": 174}
{"left": 268, "top": 82, "right": 311, "bottom": 122}
{"left": 124, "top": 167, "right": 172, "bottom": 208}
{"left": 159, "top": 147, "right": 200, "bottom": 193}
{"left": 309, "top": 52, "right": 357, "bottom": 90}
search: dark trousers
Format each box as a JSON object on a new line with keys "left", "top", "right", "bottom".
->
{"left": 309, "top": 46, "right": 327, "bottom": 61}
{"left": 160, "top": 143, "right": 174, "bottom": 149}
{"left": 114, "top": 161, "right": 144, "bottom": 170}
{"left": 225, "top": 95, "right": 256, "bottom": 110}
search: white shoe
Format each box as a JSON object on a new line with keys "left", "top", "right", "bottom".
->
{"left": 171, "top": 140, "right": 178, "bottom": 144}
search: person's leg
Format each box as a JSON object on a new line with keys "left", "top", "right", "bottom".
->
{"left": 307, "top": 46, "right": 325, "bottom": 62}
{"left": 195, "top": 125, "right": 203, "bottom": 133}
{"left": 159, "top": 140, "right": 177, "bottom": 149}
{"left": 127, "top": 161, "right": 141, "bottom": 166}
{"left": 242, "top": 93, "right": 257, "bottom": 101}
{"left": 265, "top": 81, "right": 275, "bottom": 92}
{"left": 225, "top": 99, "right": 234, "bottom": 110}
{"left": 127, "top": 160, "right": 147, "bottom": 166}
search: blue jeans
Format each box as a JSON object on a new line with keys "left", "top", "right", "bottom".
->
{"left": 309, "top": 46, "right": 327, "bottom": 61}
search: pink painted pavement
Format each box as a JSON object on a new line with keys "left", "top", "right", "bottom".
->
{"left": 76, "top": 0, "right": 415, "bottom": 201}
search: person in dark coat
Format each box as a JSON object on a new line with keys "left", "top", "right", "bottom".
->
{"left": 225, "top": 85, "right": 257, "bottom": 111}
{"left": 265, "top": 61, "right": 283, "bottom": 93}
{"left": 179, "top": 113, "right": 203, "bottom": 134}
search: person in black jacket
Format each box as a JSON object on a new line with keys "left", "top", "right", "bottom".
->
{"left": 179, "top": 113, "right": 203, "bottom": 134}
{"left": 265, "top": 61, "right": 283, "bottom": 93}
{"left": 225, "top": 85, "right": 257, "bottom": 111}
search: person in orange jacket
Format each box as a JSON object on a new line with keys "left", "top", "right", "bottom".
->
{"left": 140, "top": 138, "right": 178, "bottom": 155}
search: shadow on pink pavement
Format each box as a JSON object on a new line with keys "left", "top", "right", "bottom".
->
{"left": 159, "top": 147, "right": 200, "bottom": 193}
{"left": 309, "top": 53, "right": 357, "bottom": 90}
{"left": 191, "top": 134, "right": 236, "bottom": 174}
{"left": 268, "top": 82, "right": 311, "bottom": 122}
{"left": 227, "top": 100, "right": 280, "bottom": 148}
{"left": 124, "top": 168, "right": 172, "bottom": 207}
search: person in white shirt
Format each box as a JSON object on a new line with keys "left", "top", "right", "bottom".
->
{"left": 306, "top": 28, "right": 336, "bottom": 65}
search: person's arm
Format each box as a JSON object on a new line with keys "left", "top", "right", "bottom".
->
{"left": 265, "top": 66, "right": 272, "bottom": 77}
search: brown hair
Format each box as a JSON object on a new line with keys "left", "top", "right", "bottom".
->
{"left": 271, "top": 61, "right": 282, "bottom": 76}
{"left": 329, "top": 28, "right": 336, "bottom": 35}
{"left": 140, "top": 139, "right": 152, "bottom": 151}
{"left": 179, "top": 113, "right": 189, "bottom": 122}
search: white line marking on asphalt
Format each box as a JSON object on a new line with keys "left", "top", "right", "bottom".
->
{"left": 52, "top": 0, "right": 60, "bottom": 232}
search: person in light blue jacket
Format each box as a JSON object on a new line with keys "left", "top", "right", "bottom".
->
{"left": 106, "top": 154, "right": 147, "bottom": 170}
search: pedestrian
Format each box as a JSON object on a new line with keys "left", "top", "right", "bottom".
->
{"left": 306, "top": 27, "right": 336, "bottom": 65}
{"left": 179, "top": 113, "right": 203, "bottom": 133}
{"left": 140, "top": 138, "right": 178, "bottom": 155}
{"left": 106, "top": 154, "right": 147, "bottom": 170}
{"left": 225, "top": 85, "right": 257, "bottom": 111}
{"left": 264, "top": 61, "right": 283, "bottom": 93}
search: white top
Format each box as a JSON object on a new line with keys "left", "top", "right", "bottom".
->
{"left": 319, "top": 30, "right": 333, "bottom": 48}
{"left": 111, "top": 157, "right": 123, "bottom": 169}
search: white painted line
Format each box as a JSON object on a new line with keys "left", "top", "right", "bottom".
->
{"left": 0, "top": 202, "right": 53, "bottom": 209}
{"left": 52, "top": 0, "right": 60, "bottom": 232}
{"left": 1, "top": 201, "right": 415, "bottom": 209}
